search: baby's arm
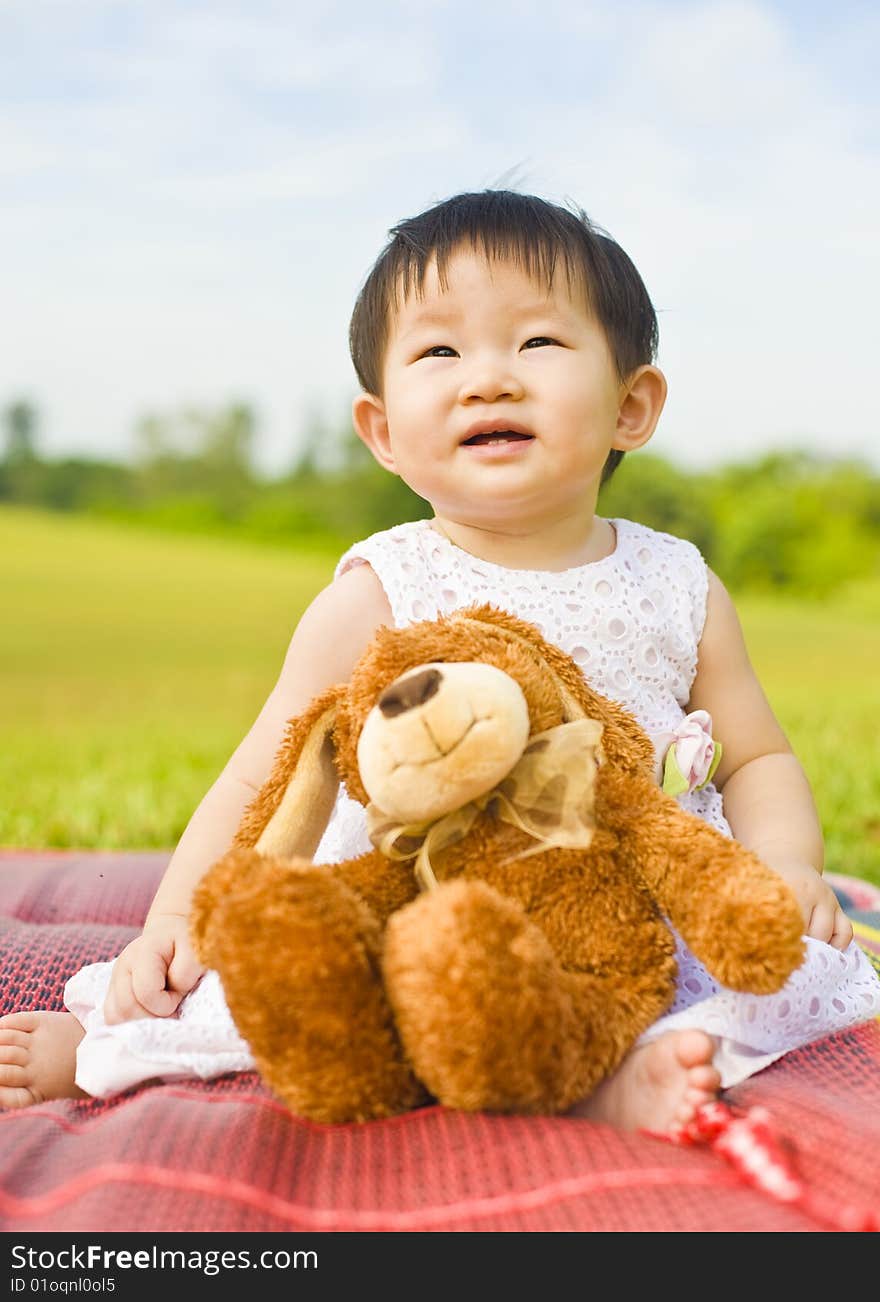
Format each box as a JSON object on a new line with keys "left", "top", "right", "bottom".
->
{"left": 687, "top": 570, "right": 853, "bottom": 951}
{"left": 103, "top": 562, "right": 393, "bottom": 1022}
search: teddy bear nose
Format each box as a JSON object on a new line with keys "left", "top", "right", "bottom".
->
{"left": 378, "top": 668, "right": 443, "bottom": 718}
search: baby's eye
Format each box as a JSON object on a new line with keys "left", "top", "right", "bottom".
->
{"left": 522, "top": 337, "right": 558, "bottom": 349}
{"left": 420, "top": 345, "right": 458, "bottom": 358}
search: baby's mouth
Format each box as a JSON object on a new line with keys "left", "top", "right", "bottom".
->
{"left": 461, "top": 430, "right": 535, "bottom": 447}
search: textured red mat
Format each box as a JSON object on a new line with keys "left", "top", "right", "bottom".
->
{"left": 1, "top": 851, "right": 878, "bottom": 1233}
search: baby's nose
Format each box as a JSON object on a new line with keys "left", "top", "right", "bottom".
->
{"left": 378, "top": 668, "right": 443, "bottom": 717}
{"left": 459, "top": 358, "right": 525, "bottom": 404}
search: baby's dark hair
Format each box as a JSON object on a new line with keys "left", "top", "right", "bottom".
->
{"left": 349, "top": 189, "right": 659, "bottom": 483}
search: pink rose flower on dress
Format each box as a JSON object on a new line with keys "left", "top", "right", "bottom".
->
{"left": 654, "top": 710, "right": 723, "bottom": 796}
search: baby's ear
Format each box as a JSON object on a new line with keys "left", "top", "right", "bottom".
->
{"left": 233, "top": 684, "right": 346, "bottom": 861}
{"left": 352, "top": 391, "right": 396, "bottom": 473}
{"left": 612, "top": 364, "right": 667, "bottom": 452}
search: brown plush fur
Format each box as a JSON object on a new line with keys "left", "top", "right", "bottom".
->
{"left": 191, "top": 604, "right": 805, "bottom": 1122}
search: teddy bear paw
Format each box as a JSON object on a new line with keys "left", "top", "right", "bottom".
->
{"left": 192, "top": 850, "right": 427, "bottom": 1122}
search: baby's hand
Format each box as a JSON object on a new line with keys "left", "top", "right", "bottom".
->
{"left": 765, "top": 860, "right": 853, "bottom": 951}
{"left": 104, "top": 913, "right": 206, "bottom": 1023}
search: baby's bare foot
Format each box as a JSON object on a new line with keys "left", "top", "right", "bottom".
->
{"left": 569, "top": 1030, "right": 720, "bottom": 1133}
{"left": 0, "top": 1011, "right": 86, "bottom": 1109}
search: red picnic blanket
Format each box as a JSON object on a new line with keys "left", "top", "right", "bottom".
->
{"left": 1, "top": 851, "right": 879, "bottom": 1233}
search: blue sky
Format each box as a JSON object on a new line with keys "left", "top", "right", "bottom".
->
{"left": 3, "top": 0, "right": 879, "bottom": 473}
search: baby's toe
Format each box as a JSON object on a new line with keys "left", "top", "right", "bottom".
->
{"left": 0, "top": 1061, "right": 29, "bottom": 1086}
{"left": 0, "top": 1045, "right": 28, "bottom": 1068}
{"left": 673, "top": 1030, "right": 716, "bottom": 1070}
{"left": 688, "top": 1063, "right": 721, "bottom": 1092}
{"left": 0, "top": 1012, "right": 42, "bottom": 1033}
{"left": 0, "top": 1029, "right": 31, "bottom": 1050}
{"left": 0, "top": 1086, "right": 37, "bottom": 1109}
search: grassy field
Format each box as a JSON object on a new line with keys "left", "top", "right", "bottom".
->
{"left": 3, "top": 505, "right": 879, "bottom": 885}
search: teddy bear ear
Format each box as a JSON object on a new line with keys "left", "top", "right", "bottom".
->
{"left": 450, "top": 605, "right": 587, "bottom": 723}
{"left": 233, "top": 684, "right": 345, "bottom": 862}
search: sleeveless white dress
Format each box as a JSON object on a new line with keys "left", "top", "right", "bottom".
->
{"left": 65, "top": 517, "right": 880, "bottom": 1095}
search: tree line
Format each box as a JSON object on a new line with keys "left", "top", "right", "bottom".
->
{"left": 2, "top": 399, "right": 879, "bottom": 597}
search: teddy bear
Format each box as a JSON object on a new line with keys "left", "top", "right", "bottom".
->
{"left": 190, "top": 604, "right": 805, "bottom": 1122}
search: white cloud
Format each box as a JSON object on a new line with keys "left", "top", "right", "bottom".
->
{"left": 157, "top": 9, "right": 439, "bottom": 93}
{"left": 149, "top": 117, "right": 469, "bottom": 206}
{"left": 497, "top": 1, "right": 880, "bottom": 467}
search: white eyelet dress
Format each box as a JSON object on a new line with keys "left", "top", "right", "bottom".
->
{"left": 65, "top": 517, "right": 880, "bottom": 1096}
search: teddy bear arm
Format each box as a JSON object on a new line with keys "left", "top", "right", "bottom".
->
{"left": 621, "top": 781, "right": 728, "bottom": 909}
{"left": 328, "top": 848, "right": 421, "bottom": 926}
{"left": 626, "top": 783, "right": 771, "bottom": 914}
{"left": 625, "top": 784, "right": 805, "bottom": 992}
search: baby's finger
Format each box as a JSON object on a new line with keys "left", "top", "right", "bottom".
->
{"left": 104, "top": 977, "right": 164, "bottom": 1024}
{"left": 103, "top": 961, "right": 136, "bottom": 1024}
{"left": 806, "top": 897, "right": 836, "bottom": 946}
{"left": 130, "top": 953, "right": 182, "bottom": 1018}
{"left": 104, "top": 982, "right": 146, "bottom": 1025}
{"left": 829, "top": 907, "right": 854, "bottom": 952}
{"left": 166, "top": 947, "right": 206, "bottom": 998}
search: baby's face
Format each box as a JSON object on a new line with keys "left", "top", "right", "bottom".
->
{"left": 355, "top": 246, "right": 629, "bottom": 531}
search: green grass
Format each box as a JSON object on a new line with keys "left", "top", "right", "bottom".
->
{"left": 3, "top": 506, "right": 878, "bottom": 885}
{"left": 732, "top": 584, "right": 880, "bottom": 885}
{"left": 2, "top": 506, "right": 337, "bottom": 850}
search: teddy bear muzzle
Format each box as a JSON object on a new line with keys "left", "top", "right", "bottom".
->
{"left": 357, "top": 660, "right": 531, "bottom": 824}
